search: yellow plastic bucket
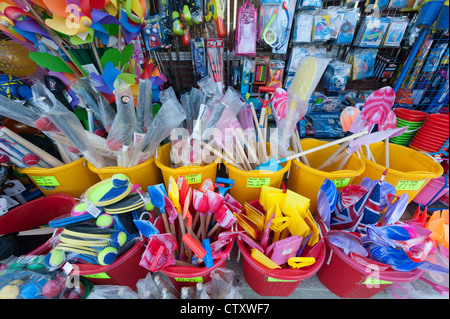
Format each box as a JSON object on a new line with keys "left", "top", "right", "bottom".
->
{"left": 353, "top": 141, "right": 444, "bottom": 203}
{"left": 155, "top": 143, "right": 219, "bottom": 190}
{"left": 87, "top": 156, "right": 163, "bottom": 190}
{"left": 287, "top": 138, "right": 366, "bottom": 214}
{"left": 16, "top": 157, "right": 100, "bottom": 198}
{"left": 223, "top": 143, "right": 291, "bottom": 206}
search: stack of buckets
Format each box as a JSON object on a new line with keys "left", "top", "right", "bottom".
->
{"left": 409, "top": 113, "right": 450, "bottom": 154}
{"left": 390, "top": 108, "right": 428, "bottom": 146}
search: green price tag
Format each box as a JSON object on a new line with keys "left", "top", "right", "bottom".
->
{"left": 396, "top": 180, "right": 426, "bottom": 191}
{"left": 267, "top": 277, "right": 298, "bottom": 283}
{"left": 32, "top": 176, "right": 60, "bottom": 187}
{"left": 363, "top": 278, "right": 393, "bottom": 285}
{"left": 331, "top": 178, "right": 351, "bottom": 188}
{"left": 185, "top": 174, "right": 201, "bottom": 184}
{"left": 83, "top": 273, "right": 111, "bottom": 279}
{"left": 247, "top": 177, "right": 271, "bottom": 188}
{"left": 174, "top": 277, "right": 204, "bottom": 283}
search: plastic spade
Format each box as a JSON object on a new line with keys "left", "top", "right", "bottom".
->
{"left": 177, "top": 176, "right": 190, "bottom": 205}
{"left": 168, "top": 176, "right": 187, "bottom": 257}
{"left": 204, "top": 190, "right": 224, "bottom": 240}
{"left": 215, "top": 177, "right": 234, "bottom": 196}
{"left": 164, "top": 194, "right": 179, "bottom": 253}
{"left": 382, "top": 193, "right": 409, "bottom": 225}
{"left": 326, "top": 230, "right": 368, "bottom": 257}
{"left": 369, "top": 246, "right": 422, "bottom": 272}
{"left": 192, "top": 189, "right": 209, "bottom": 239}
{"left": 148, "top": 184, "right": 170, "bottom": 234}
{"left": 206, "top": 204, "right": 238, "bottom": 238}
{"left": 316, "top": 179, "right": 337, "bottom": 230}
{"left": 192, "top": 179, "right": 214, "bottom": 231}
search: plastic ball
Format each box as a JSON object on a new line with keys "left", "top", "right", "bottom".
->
{"left": 64, "top": 282, "right": 85, "bottom": 299}
{"left": 131, "top": 184, "right": 142, "bottom": 193}
{"left": 111, "top": 174, "right": 129, "bottom": 188}
{"left": 44, "top": 249, "right": 65, "bottom": 269}
{"left": 72, "top": 202, "right": 89, "bottom": 216}
{"left": 0, "top": 284, "right": 20, "bottom": 299}
{"left": 42, "top": 279, "right": 63, "bottom": 298}
{"left": 144, "top": 201, "right": 155, "bottom": 211}
{"left": 23, "top": 154, "right": 40, "bottom": 165}
{"left": 96, "top": 213, "right": 114, "bottom": 228}
{"left": 21, "top": 282, "right": 41, "bottom": 299}
{"left": 97, "top": 246, "right": 118, "bottom": 265}
{"left": 109, "top": 231, "right": 127, "bottom": 248}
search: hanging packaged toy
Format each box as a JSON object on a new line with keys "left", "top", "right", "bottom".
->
{"left": 382, "top": 17, "right": 409, "bottom": 47}
{"left": 284, "top": 45, "right": 327, "bottom": 89}
{"left": 235, "top": 1, "right": 257, "bottom": 56}
{"left": 312, "top": 11, "right": 331, "bottom": 42}
{"left": 388, "top": 0, "right": 408, "bottom": 9}
{"left": 253, "top": 56, "right": 270, "bottom": 85}
{"left": 181, "top": 0, "right": 204, "bottom": 26}
{"left": 354, "top": 17, "right": 391, "bottom": 48}
{"left": 346, "top": 48, "right": 378, "bottom": 80}
{"left": 190, "top": 38, "right": 208, "bottom": 83}
{"left": 241, "top": 58, "right": 255, "bottom": 98}
{"left": 205, "top": 0, "right": 226, "bottom": 38}
{"left": 323, "top": 60, "right": 352, "bottom": 92}
{"left": 206, "top": 38, "right": 225, "bottom": 91}
{"left": 327, "top": 7, "right": 345, "bottom": 40}
{"left": 336, "top": 8, "right": 360, "bottom": 44}
{"left": 297, "top": 0, "right": 322, "bottom": 9}
{"left": 266, "top": 60, "right": 285, "bottom": 88}
{"left": 142, "top": 14, "right": 168, "bottom": 51}
{"left": 292, "top": 11, "right": 314, "bottom": 43}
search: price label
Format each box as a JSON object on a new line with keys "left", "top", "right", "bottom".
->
{"left": 185, "top": 174, "right": 202, "bottom": 184}
{"left": 247, "top": 177, "right": 271, "bottom": 188}
{"left": 32, "top": 176, "right": 60, "bottom": 187}
{"left": 396, "top": 180, "right": 426, "bottom": 191}
{"left": 83, "top": 273, "right": 111, "bottom": 279}
{"left": 331, "top": 178, "right": 351, "bottom": 188}
{"left": 267, "top": 277, "right": 297, "bottom": 282}
{"left": 174, "top": 277, "right": 204, "bottom": 283}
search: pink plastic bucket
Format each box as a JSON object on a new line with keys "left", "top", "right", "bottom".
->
{"left": 413, "top": 174, "right": 449, "bottom": 206}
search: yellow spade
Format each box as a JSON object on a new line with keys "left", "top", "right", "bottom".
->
{"left": 282, "top": 190, "right": 310, "bottom": 217}
{"left": 303, "top": 209, "right": 320, "bottom": 246}
{"left": 270, "top": 203, "right": 291, "bottom": 242}
{"left": 244, "top": 203, "right": 265, "bottom": 232}
{"left": 250, "top": 248, "right": 281, "bottom": 269}
{"left": 285, "top": 207, "right": 311, "bottom": 240}
{"left": 259, "top": 185, "right": 283, "bottom": 208}
{"left": 168, "top": 176, "right": 187, "bottom": 254}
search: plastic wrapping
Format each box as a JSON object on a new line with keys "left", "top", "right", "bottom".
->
{"left": 131, "top": 88, "right": 186, "bottom": 166}
{"left": 0, "top": 255, "right": 89, "bottom": 299}
{"left": 0, "top": 94, "right": 41, "bottom": 129}
{"left": 31, "top": 83, "right": 107, "bottom": 168}
{"left": 87, "top": 285, "right": 142, "bottom": 299}
{"left": 276, "top": 57, "right": 330, "bottom": 157}
{"left": 106, "top": 80, "right": 137, "bottom": 167}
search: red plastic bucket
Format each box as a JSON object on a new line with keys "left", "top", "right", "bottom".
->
{"left": 30, "top": 235, "right": 149, "bottom": 290}
{"left": 236, "top": 200, "right": 326, "bottom": 297}
{"left": 154, "top": 216, "right": 234, "bottom": 291}
{"left": 316, "top": 218, "right": 422, "bottom": 298}
{"left": 0, "top": 193, "right": 76, "bottom": 235}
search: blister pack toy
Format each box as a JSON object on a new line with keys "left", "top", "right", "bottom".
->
{"left": 235, "top": 1, "right": 257, "bottom": 56}
{"left": 323, "top": 60, "right": 352, "bottom": 92}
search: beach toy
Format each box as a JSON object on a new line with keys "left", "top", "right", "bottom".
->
{"left": 243, "top": 203, "right": 265, "bottom": 232}
{"left": 287, "top": 257, "right": 316, "bottom": 269}
{"left": 206, "top": 204, "right": 237, "bottom": 238}
{"left": 84, "top": 174, "right": 132, "bottom": 207}
{"left": 204, "top": 190, "right": 224, "bottom": 239}
{"left": 316, "top": 179, "right": 338, "bottom": 230}
{"left": 215, "top": 177, "right": 234, "bottom": 196}
{"left": 235, "top": 211, "right": 262, "bottom": 241}
{"left": 265, "top": 235, "right": 302, "bottom": 265}
{"left": 104, "top": 193, "right": 146, "bottom": 214}
{"left": 148, "top": 184, "right": 170, "bottom": 234}
{"left": 192, "top": 189, "right": 209, "bottom": 239}
{"left": 326, "top": 231, "right": 368, "bottom": 257}
{"left": 250, "top": 248, "right": 281, "bottom": 269}
{"left": 382, "top": 193, "right": 409, "bottom": 225}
